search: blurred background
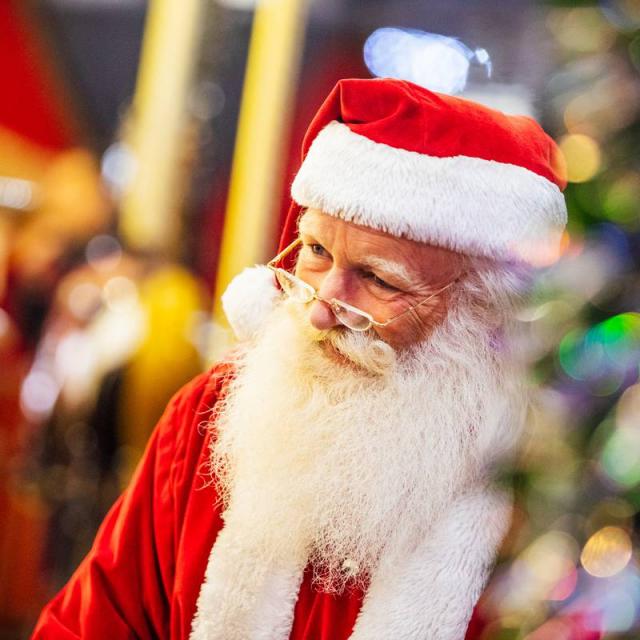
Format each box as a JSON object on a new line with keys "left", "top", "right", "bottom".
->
{"left": 0, "top": 0, "right": 639, "bottom": 638}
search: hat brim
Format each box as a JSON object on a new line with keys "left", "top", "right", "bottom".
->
{"left": 291, "top": 122, "right": 567, "bottom": 264}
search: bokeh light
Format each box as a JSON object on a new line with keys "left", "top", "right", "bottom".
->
{"left": 364, "top": 28, "right": 490, "bottom": 95}
{"left": 504, "top": 531, "right": 580, "bottom": 609}
{"left": 101, "top": 142, "right": 137, "bottom": 198}
{"left": 580, "top": 526, "right": 632, "bottom": 578}
{"left": 616, "top": 382, "right": 640, "bottom": 429}
{"left": 557, "top": 312, "right": 640, "bottom": 391}
{"left": 524, "top": 618, "right": 574, "bottom": 640}
{"left": 86, "top": 235, "right": 122, "bottom": 272}
{"left": 0, "top": 176, "right": 36, "bottom": 210}
{"left": 102, "top": 276, "right": 139, "bottom": 313}
{"left": 548, "top": 566, "right": 579, "bottom": 602}
{"left": 601, "top": 172, "right": 640, "bottom": 226}
{"left": 600, "top": 0, "right": 640, "bottom": 31}
{"left": 558, "top": 54, "right": 640, "bottom": 138}
{"left": 546, "top": 7, "right": 617, "bottom": 54}
{"left": 20, "top": 370, "right": 59, "bottom": 420}
{"left": 67, "top": 282, "right": 102, "bottom": 321}
{"left": 600, "top": 588, "right": 637, "bottom": 632}
{"left": 558, "top": 134, "right": 602, "bottom": 183}
{"left": 600, "top": 428, "right": 640, "bottom": 487}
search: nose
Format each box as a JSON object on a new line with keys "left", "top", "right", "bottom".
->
{"left": 308, "top": 270, "right": 349, "bottom": 331}
{"left": 308, "top": 299, "right": 338, "bottom": 331}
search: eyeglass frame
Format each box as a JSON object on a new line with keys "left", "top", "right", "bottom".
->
{"left": 267, "top": 237, "right": 457, "bottom": 332}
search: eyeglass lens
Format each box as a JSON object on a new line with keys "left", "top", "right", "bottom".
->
{"left": 331, "top": 303, "right": 372, "bottom": 331}
{"left": 274, "top": 269, "right": 314, "bottom": 303}
{"left": 274, "top": 269, "right": 373, "bottom": 331}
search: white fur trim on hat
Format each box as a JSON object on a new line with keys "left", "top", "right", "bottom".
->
{"left": 291, "top": 121, "right": 568, "bottom": 263}
{"left": 221, "top": 266, "right": 281, "bottom": 341}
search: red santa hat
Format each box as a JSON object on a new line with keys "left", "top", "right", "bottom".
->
{"left": 223, "top": 77, "right": 568, "bottom": 340}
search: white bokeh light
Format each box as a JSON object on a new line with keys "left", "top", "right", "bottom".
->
{"left": 101, "top": 142, "right": 137, "bottom": 197}
{"left": 20, "top": 370, "right": 60, "bottom": 420}
{"left": 364, "top": 28, "right": 491, "bottom": 95}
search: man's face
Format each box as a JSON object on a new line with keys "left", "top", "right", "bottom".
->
{"left": 295, "top": 209, "right": 467, "bottom": 351}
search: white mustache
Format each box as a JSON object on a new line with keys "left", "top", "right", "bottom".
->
{"left": 293, "top": 306, "right": 397, "bottom": 377}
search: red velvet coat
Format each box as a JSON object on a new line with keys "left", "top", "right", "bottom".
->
{"left": 30, "top": 364, "right": 596, "bottom": 640}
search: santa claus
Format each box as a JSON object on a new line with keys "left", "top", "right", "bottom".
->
{"left": 31, "top": 78, "right": 568, "bottom": 639}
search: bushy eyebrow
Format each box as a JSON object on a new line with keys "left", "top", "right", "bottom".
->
{"left": 297, "top": 215, "right": 315, "bottom": 236}
{"left": 359, "top": 256, "right": 418, "bottom": 288}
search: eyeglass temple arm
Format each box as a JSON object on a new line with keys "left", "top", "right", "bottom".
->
{"left": 268, "top": 238, "right": 302, "bottom": 267}
{"left": 373, "top": 279, "right": 457, "bottom": 327}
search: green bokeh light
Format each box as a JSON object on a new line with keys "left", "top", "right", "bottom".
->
{"left": 558, "top": 313, "right": 640, "bottom": 381}
{"left": 601, "top": 429, "right": 640, "bottom": 488}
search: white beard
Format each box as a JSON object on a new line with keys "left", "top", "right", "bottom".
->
{"left": 209, "top": 295, "right": 527, "bottom": 595}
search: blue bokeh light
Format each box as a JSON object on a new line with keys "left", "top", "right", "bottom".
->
{"left": 364, "top": 28, "right": 491, "bottom": 95}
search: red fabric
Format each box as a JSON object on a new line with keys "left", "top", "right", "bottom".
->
{"left": 30, "top": 364, "right": 575, "bottom": 640}
{"left": 278, "top": 77, "right": 567, "bottom": 260}
{"left": 0, "top": 1, "right": 78, "bottom": 150}
{"left": 302, "top": 78, "right": 567, "bottom": 188}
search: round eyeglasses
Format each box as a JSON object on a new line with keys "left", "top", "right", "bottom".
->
{"left": 267, "top": 238, "right": 456, "bottom": 332}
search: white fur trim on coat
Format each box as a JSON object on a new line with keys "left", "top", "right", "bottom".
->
{"left": 189, "top": 521, "right": 304, "bottom": 640}
{"left": 190, "top": 485, "right": 511, "bottom": 639}
{"left": 291, "top": 121, "right": 567, "bottom": 263}
{"left": 349, "top": 486, "right": 512, "bottom": 640}
{"left": 221, "top": 266, "right": 281, "bottom": 341}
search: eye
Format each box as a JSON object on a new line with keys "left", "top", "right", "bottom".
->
{"left": 362, "top": 271, "right": 398, "bottom": 291}
{"left": 309, "top": 243, "right": 329, "bottom": 258}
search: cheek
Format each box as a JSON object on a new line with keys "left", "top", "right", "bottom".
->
{"left": 375, "top": 322, "right": 421, "bottom": 350}
{"left": 376, "top": 307, "right": 442, "bottom": 350}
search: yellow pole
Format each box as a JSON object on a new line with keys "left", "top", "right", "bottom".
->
{"left": 209, "top": 0, "right": 308, "bottom": 360}
{"left": 119, "top": 0, "right": 204, "bottom": 254}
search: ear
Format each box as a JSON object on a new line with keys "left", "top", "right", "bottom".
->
{"left": 221, "top": 266, "right": 281, "bottom": 341}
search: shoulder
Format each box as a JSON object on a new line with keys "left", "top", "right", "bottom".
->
{"left": 164, "top": 359, "right": 236, "bottom": 422}
{"left": 157, "top": 358, "right": 236, "bottom": 451}
{"left": 152, "top": 359, "right": 236, "bottom": 512}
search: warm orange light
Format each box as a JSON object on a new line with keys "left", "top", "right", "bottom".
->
{"left": 580, "top": 526, "right": 632, "bottom": 578}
